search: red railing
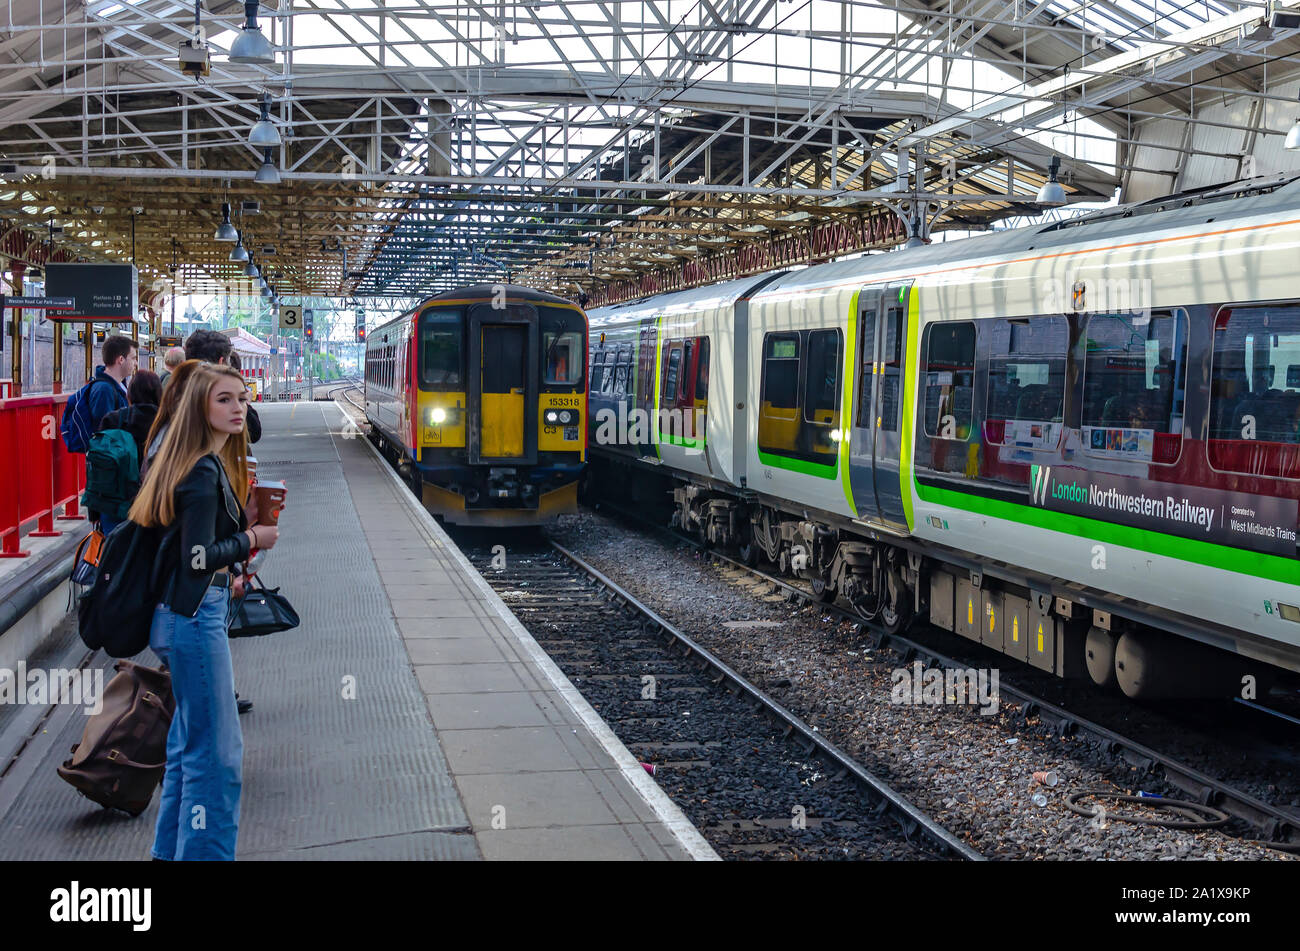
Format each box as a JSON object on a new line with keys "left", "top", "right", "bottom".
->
{"left": 0, "top": 394, "right": 86, "bottom": 558}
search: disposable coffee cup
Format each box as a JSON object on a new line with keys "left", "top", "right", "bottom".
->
{"left": 253, "top": 480, "right": 287, "bottom": 525}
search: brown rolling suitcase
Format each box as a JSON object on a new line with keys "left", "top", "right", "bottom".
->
{"left": 57, "top": 660, "right": 175, "bottom": 816}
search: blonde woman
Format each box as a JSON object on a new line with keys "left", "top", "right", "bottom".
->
{"left": 128, "top": 362, "right": 279, "bottom": 861}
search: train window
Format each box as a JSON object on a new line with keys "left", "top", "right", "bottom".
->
{"left": 420, "top": 309, "right": 462, "bottom": 388}
{"left": 1082, "top": 310, "right": 1187, "bottom": 464}
{"left": 856, "top": 306, "right": 876, "bottom": 426}
{"left": 1209, "top": 302, "right": 1300, "bottom": 479}
{"left": 922, "top": 322, "right": 975, "bottom": 440}
{"left": 695, "top": 337, "right": 710, "bottom": 401}
{"left": 985, "top": 317, "right": 1067, "bottom": 447}
{"left": 759, "top": 330, "right": 841, "bottom": 468}
{"left": 761, "top": 334, "right": 800, "bottom": 409}
{"left": 878, "top": 306, "right": 905, "bottom": 432}
{"left": 662, "top": 346, "right": 681, "bottom": 403}
{"left": 803, "top": 330, "right": 842, "bottom": 426}
{"left": 611, "top": 347, "right": 630, "bottom": 394}
{"left": 541, "top": 306, "right": 585, "bottom": 386}
{"left": 590, "top": 351, "right": 606, "bottom": 393}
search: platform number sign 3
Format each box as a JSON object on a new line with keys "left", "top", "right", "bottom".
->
{"left": 279, "top": 304, "right": 302, "bottom": 330}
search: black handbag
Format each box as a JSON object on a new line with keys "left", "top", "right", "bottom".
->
{"left": 227, "top": 575, "right": 300, "bottom": 638}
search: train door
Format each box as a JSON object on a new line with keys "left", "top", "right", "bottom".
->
{"left": 849, "top": 282, "right": 912, "bottom": 529}
{"left": 468, "top": 303, "right": 537, "bottom": 463}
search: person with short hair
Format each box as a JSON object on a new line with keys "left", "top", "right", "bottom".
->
{"left": 87, "top": 335, "right": 137, "bottom": 434}
{"left": 160, "top": 347, "right": 185, "bottom": 388}
{"left": 184, "top": 330, "right": 261, "bottom": 443}
{"left": 129, "top": 362, "right": 279, "bottom": 861}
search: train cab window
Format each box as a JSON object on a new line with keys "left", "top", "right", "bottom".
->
{"left": 1083, "top": 310, "right": 1187, "bottom": 465}
{"left": 541, "top": 306, "right": 584, "bottom": 386}
{"left": 420, "top": 310, "right": 462, "bottom": 388}
{"left": 985, "top": 317, "right": 1067, "bottom": 447}
{"left": 1209, "top": 301, "right": 1300, "bottom": 479}
{"left": 759, "top": 330, "right": 842, "bottom": 468}
{"left": 922, "top": 322, "right": 975, "bottom": 440}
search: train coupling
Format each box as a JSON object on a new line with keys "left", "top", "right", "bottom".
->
{"left": 488, "top": 467, "right": 525, "bottom": 501}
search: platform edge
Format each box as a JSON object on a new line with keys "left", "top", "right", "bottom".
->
{"left": 339, "top": 402, "right": 720, "bottom": 862}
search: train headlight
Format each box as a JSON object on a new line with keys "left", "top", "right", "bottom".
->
{"left": 545, "top": 410, "right": 560, "bottom": 424}
{"left": 828, "top": 428, "right": 842, "bottom": 443}
{"left": 430, "top": 407, "right": 447, "bottom": 424}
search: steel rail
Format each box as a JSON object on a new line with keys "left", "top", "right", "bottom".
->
{"left": 587, "top": 497, "right": 1300, "bottom": 847}
{"left": 547, "top": 538, "right": 985, "bottom": 861}
{"left": 693, "top": 532, "right": 1300, "bottom": 847}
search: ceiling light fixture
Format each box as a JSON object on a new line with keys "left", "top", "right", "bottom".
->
{"left": 230, "top": 232, "right": 250, "bottom": 262}
{"left": 249, "top": 93, "right": 281, "bottom": 147}
{"left": 253, "top": 147, "right": 280, "bottom": 184}
{"left": 214, "top": 202, "right": 238, "bottom": 241}
{"left": 229, "top": 1, "right": 275, "bottom": 65}
{"left": 1036, "top": 156, "right": 1067, "bottom": 207}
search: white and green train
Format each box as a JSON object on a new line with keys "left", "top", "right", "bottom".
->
{"left": 587, "top": 174, "right": 1300, "bottom": 699}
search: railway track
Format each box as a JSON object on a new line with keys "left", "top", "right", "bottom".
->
{"left": 588, "top": 499, "right": 1300, "bottom": 852}
{"left": 458, "top": 534, "right": 982, "bottom": 861}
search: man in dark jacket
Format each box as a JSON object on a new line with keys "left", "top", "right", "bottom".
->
{"left": 185, "top": 330, "right": 261, "bottom": 443}
{"left": 86, "top": 335, "right": 136, "bottom": 434}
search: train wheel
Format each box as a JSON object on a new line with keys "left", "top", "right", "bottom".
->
{"left": 811, "top": 576, "right": 837, "bottom": 603}
{"left": 878, "top": 598, "right": 911, "bottom": 635}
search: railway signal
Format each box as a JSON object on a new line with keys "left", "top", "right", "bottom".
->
{"left": 304, "top": 307, "right": 314, "bottom": 341}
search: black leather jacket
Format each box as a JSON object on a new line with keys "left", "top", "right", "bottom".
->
{"left": 162, "top": 454, "right": 250, "bottom": 617}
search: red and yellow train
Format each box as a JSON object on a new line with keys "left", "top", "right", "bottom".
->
{"left": 364, "top": 284, "right": 588, "bottom": 525}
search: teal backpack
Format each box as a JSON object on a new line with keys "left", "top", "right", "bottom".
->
{"left": 82, "top": 429, "right": 141, "bottom": 520}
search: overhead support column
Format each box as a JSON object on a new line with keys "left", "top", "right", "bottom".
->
{"left": 52, "top": 319, "right": 63, "bottom": 394}
{"left": 428, "top": 99, "right": 452, "bottom": 177}
{"left": 9, "top": 261, "right": 24, "bottom": 396}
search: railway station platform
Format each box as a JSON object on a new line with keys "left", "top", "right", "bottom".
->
{"left": 0, "top": 402, "right": 715, "bottom": 861}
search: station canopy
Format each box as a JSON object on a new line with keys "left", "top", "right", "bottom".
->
{"left": 0, "top": 0, "right": 1297, "bottom": 307}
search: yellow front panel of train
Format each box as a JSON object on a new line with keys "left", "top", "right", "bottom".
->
{"left": 418, "top": 391, "right": 466, "bottom": 448}
{"left": 538, "top": 393, "right": 585, "bottom": 455}
{"left": 481, "top": 391, "right": 525, "bottom": 457}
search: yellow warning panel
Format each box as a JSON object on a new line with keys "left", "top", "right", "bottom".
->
{"left": 1012, "top": 617, "right": 1019, "bottom": 643}
{"left": 481, "top": 391, "right": 524, "bottom": 457}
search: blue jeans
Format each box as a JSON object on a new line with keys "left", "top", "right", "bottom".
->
{"left": 99, "top": 513, "right": 122, "bottom": 535}
{"left": 149, "top": 585, "right": 243, "bottom": 861}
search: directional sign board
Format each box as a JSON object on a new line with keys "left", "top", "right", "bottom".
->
{"left": 279, "top": 305, "right": 302, "bottom": 330}
{"left": 2, "top": 295, "right": 75, "bottom": 310}
{"left": 45, "top": 263, "right": 138, "bottom": 321}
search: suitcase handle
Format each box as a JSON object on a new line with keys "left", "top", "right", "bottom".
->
{"left": 105, "top": 749, "right": 166, "bottom": 771}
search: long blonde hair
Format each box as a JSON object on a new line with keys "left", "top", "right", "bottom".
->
{"left": 129, "top": 362, "right": 250, "bottom": 527}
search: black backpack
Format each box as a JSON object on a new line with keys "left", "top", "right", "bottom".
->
{"left": 76, "top": 520, "right": 174, "bottom": 658}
